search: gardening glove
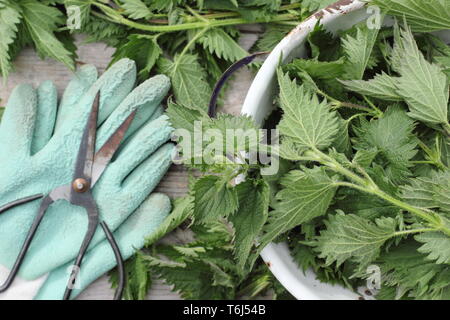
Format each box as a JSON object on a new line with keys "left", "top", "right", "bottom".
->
{"left": 0, "top": 192, "right": 171, "bottom": 300}
{"left": 0, "top": 59, "right": 175, "bottom": 292}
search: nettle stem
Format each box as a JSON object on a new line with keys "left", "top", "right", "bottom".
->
{"left": 95, "top": 3, "right": 298, "bottom": 33}
{"left": 307, "top": 148, "right": 450, "bottom": 235}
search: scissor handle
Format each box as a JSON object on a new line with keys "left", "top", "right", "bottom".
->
{"left": 0, "top": 194, "right": 44, "bottom": 215}
{"left": 100, "top": 221, "right": 125, "bottom": 300}
{"left": 0, "top": 194, "right": 50, "bottom": 293}
{"left": 63, "top": 196, "right": 125, "bottom": 300}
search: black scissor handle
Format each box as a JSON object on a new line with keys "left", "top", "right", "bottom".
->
{"left": 63, "top": 195, "right": 125, "bottom": 300}
{"left": 0, "top": 194, "right": 49, "bottom": 293}
{"left": 0, "top": 194, "right": 44, "bottom": 215}
{"left": 100, "top": 221, "right": 125, "bottom": 300}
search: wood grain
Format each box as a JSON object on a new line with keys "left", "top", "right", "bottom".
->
{"left": 0, "top": 31, "right": 261, "bottom": 300}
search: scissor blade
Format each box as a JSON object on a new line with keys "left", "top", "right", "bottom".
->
{"left": 72, "top": 92, "right": 100, "bottom": 185}
{"left": 91, "top": 110, "right": 136, "bottom": 187}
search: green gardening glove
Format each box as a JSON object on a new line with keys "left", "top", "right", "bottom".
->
{"left": 0, "top": 59, "right": 175, "bottom": 284}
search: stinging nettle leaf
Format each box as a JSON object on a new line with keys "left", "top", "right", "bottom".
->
{"left": 277, "top": 69, "right": 339, "bottom": 151}
{"left": 121, "top": 0, "right": 152, "bottom": 20}
{"left": 193, "top": 175, "right": 238, "bottom": 223}
{"left": 198, "top": 28, "right": 248, "bottom": 62}
{"left": 377, "top": 242, "right": 449, "bottom": 300}
{"left": 286, "top": 57, "right": 345, "bottom": 80}
{"left": 166, "top": 99, "right": 206, "bottom": 133}
{"left": 145, "top": 195, "right": 194, "bottom": 246}
{"left": 315, "top": 214, "right": 397, "bottom": 267}
{"left": 260, "top": 166, "right": 338, "bottom": 251}
{"left": 0, "top": 1, "right": 21, "bottom": 78}
{"left": 372, "top": 0, "right": 450, "bottom": 32}
{"left": 301, "top": 0, "right": 336, "bottom": 11}
{"left": 340, "top": 72, "right": 402, "bottom": 101}
{"left": 230, "top": 179, "right": 269, "bottom": 274}
{"left": 158, "top": 53, "right": 211, "bottom": 110}
{"left": 111, "top": 34, "right": 162, "bottom": 80}
{"left": 353, "top": 105, "right": 418, "bottom": 184}
{"left": 21, "top": 0, "right": 75, "bottom": 70}
{"left": 392, "top": 24, "right": 449, "bottom": 126}
{"left": 400, "top": 170, "right": 450, "bottom": 213}
{"left": 415, "top": 231, "right": 450, "bottom": 264}
{"left": 341, "top": 25, "right": 379, "bottom": 80}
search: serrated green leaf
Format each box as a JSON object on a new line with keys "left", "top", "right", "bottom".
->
{"left": 230, "top": 179, "right": 269, "bottom": 274}
{"left": 342, "top": 25, "right": 379, "bottom": 80}
{"left": 307, "top": 23, "right": 342, "bottom": 61}
{"left": 0, "top": 1, "right": 21, "bottom": 78}
{"left": 340, "top": 72, "right": 402, "bottom": 101}
{"left": 207, "top": 261, "right": 234, "bottom": 288}
{"left": 150, "top": 0, "right": 183, "bottom": 12}
{"left": 393, "top": 24, "right": 449, "bottom": 126}
{"left": 352, "top": 148, "right": 379, "bottom": 168}
{"left": 144, "top": 220, "right": 238, "bottom": 300}
{"left": 158, "top": 53, "right": 211, "bottom": 110}
{"left": 145, "top": 196, "right": 194, "bottom": 246}
{"left": 166, "top": 99, "right": 206, "bottom": 132}
{"left": 80, "top": 15, "right": 128, "bottom": 46}
{"left": 256, "top": 24, "right": 291, "bottom": 52}
{"left": 415, "top": 231, "right": 450, "bottom": 264}
{"left": 199, "top": 28, "right": 248, "bottom": 62}
{"left": 277, "top": 69, "right": 339, "bottom": 151}
{"left": 334, "top": 188, "right": 398, "bottom": 220}
{"left": 301, "top": 0, "right": 336, "bottom": 11}
{"left": 111, "top": 34, "right": 162, "bottom": 80}
{"left": 21, "top": 0, "right": 75, "bottom": 70}
{"left": 278, "top": 137, "right": 305, "bottom": 161}
{"left": 206, "top": 113, "right": 260, "bottom": 154}
{"left": 193, "top": 175, "right": 238, "bottom": 223}
{"left": 372, "top": 0, "right": 450, "bottom": 32}
{"left": 315, "top": 214, "right": 397, "bottom": 267}
{"left": 378, "top": 241, "right": 449, "bottom": 299}
{"left": 354, "top": 106, "right": 418, "bottom": 183}
{"left": 334, "top": 117, "right": 351, "bottom": 156}
{"left": 286, "top": 57, "right": 345, "bottom": 80}
{"left": 109, "top": 252, "right": 152, "bottom": 300}
{"left": 260, "top": 166, "right": 338, "bottom": 249}
{"left": 121, "top": 0, "right": 152, "bottom": 19}
{"left": 434, "top": 55, "right": 450, "bottom": 79}
{"left": 400, "top": 170, "right": 450, "bottom": 213}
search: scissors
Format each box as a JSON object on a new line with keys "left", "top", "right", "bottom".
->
{"left": 0, "top": 92, "right": 136, "bottom": 300}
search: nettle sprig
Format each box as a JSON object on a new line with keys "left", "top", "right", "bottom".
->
{"left": 271, "top": 20, "right": 450, "bottom": 297}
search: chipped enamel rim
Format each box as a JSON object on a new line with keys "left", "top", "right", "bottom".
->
{"left": 241, "top": 0, "right": 450, "bottom": 300}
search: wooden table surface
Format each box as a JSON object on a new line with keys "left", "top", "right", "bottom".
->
{"left": 0, "top": 30, "right": 261, "bottom": 300}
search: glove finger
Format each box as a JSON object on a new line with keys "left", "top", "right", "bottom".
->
{"left": 108, "top": 115, "right": 172, "bottom": 183}
{"left": 123, "top": 104, "right": 164, "bottom": 142}
{"left": 54, "top": 64, "right": 98, "bottom": 132}
{"left": 34, "top": 193, "right": 171, "bottom": 300}
{"left": 120, "top": 143, "right": 174, "bottom": 198}
{"left": 0, "top": 84, "right": 37, "bottom": 155}
{"left": 53, "top": 59, "right": 136, "bottom": 139}
{"left": 95, "top": 74, "right": 170, "bottom": 150}
{"left": 31, "top": 81, "right": 57, "bottom": 155}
